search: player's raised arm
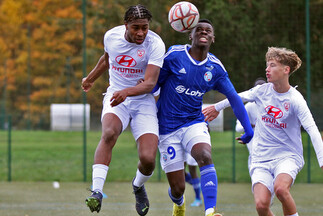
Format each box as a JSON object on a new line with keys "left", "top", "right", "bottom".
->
{"left": 82, "top": 52, "right": 109, "bottom": 92}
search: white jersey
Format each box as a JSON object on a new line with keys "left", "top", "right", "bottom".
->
{"left": 103, "top": 25, "right": 165, "bottom": 97}
{"left": 215, "top": 83, "right": 323, "bottom": 167}
{"left": 236, "top": 102, "right": 257, "bottom": 154}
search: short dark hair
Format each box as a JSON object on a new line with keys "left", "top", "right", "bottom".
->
{"left": 124, "top": 4, "right": 152, "bottom": 23}
{"left": 198, "top": 19, "right": 213, "bottom": 26}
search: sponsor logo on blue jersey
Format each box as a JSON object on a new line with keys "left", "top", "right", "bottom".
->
{"left": 175, "top": 85, "right": 204, "bottom": 97}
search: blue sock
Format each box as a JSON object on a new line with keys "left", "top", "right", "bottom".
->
{"left": 168, "top": 187, "right": 184, "bottom": 206}
{"left": 200, "top": 164, "right": 218, "bottom": 210}
{"left": 191, "top": 177, "right": 201, "bottom": 200}
{"left": 185, "top": 172, "right": 192, "bottom": 184}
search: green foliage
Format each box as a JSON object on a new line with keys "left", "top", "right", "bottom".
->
{"left": 0, "top": 0, "right": 322, "bottom": 129}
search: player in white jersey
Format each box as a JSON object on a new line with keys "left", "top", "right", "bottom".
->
{"left": 203, "top": 47, "right": 323, "bottom": 216}
{"left": 81, "top": 5, "right": 165, "bottom": 215}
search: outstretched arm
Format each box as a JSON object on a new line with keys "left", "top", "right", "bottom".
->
{"left": 82, "top": 52, "right": 109, "bottom": 92}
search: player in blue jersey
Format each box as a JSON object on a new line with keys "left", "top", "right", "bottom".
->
{"left": 155, "top": 19, "right": 254, "bottom": 216}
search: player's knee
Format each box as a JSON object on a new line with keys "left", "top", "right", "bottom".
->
{"left": 139, "top": 154, "right": 156, "bottom": 169}
{"left": 194, "top": 150, "right": 212, "bottom": 166}
{"left": 171, "top": 183, "right": 185, "bottom": 198}
{"left": 255, "top": 200, "right": 270, "bottom": 214}
{"left": 274, "top": 185, "right": 289, "bottom": 201}
{"left": 101, "top": 127, "right": 119, "bottom": 144}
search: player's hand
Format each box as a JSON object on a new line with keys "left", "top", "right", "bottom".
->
{"left": 236, "top": 130, "right": 254, "bottom": 144}
{"left": 81, "top": 77, "right": 93, "bottom": 92}
{"left": 321, "top": 166, "right": 323, "bottom": 171}
{"left": 202, "top": 105, "right": 219, "bottom": 122}
{"left": 110, "top": 90, "right": 128, "bottom": 107}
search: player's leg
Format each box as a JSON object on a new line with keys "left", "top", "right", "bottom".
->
{"left": 185, "top": 122, "right": 220, "bottom": 216}
{"left": 250, "top": 164, "right": 275, "bottom": 216}
{"left": 159, "top": 129, "right": 187, "bottom": 216}
{"left": 130, "top": 95, "right": 159, "bottom": 215}
{"left": 253, "top": 183, "right": 275, "bottom": 216}
{"left": 191, "top": 143, "right": 219, "bottom": 216}
{"left": 131, "top": 133, "right": 158, "bottom": 216}
{"left": 186, "top": 153, "right": 202, "bottom": 207}
{"left": 273, "top": 158, "right": 302, "bottom": 216}
{"left": 167, "top": 169, "right": 186, "bottom": 216}
{"left": 274, "top": 174, "right": 296, "bottom": 216}
{"left": 86, "top": 113, "right": 123, "bottom": 212}
{"left": 86, "top": 91, "right": 128, "bottom": 213}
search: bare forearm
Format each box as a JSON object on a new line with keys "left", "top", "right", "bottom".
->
{"left": 85, "top": 55, "right": 108, "bottom": 83}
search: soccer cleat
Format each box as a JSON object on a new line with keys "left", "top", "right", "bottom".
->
{"left": 190, "top": 198, "right": 202, "bottom": 207}
{"left": 85, "top": 190, "right": 103, "bottom": 213}
{"left": 172, "top": 196, "right": 185, "bottom": 216}
{"left": 132, "top": 180, "right": 150, "bottom": 216}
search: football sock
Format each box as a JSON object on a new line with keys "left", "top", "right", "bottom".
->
{"left": 200, "top": 164, "right": 218, "bottom": 211}
{"left": 168, "top": 187, "right": 184, "bottom": 206}
{"left": 92, "top": 164, "right": 109, "bottom": 194}
{"left": 185, "top": 172, "right": 192, "bottom": 184}
{"left": 191, "top": 177, "right": 201, "bottom": 199}
{"left": 133, "top": 169, "right": 153, "bottom": 187}
{"left": 286, "top": 213, "right": 299, "bottom": 216}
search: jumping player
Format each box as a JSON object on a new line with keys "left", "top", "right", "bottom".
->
{"left": 156, "top": 19, "right": 253, "bottom": 216}
{"left": 81, "top": 5, "right": 165, "bottom": 215}
{"left": 203, "top": 47, "right": 323, "bottom": 216}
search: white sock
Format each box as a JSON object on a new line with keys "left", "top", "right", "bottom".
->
{"left": 133, "top": 169, "right": 153, "bottom": 187}
{"left": 286, "top": 213, "right": 299, "bottom": 216}
{"left": 92, "top": 164, "right": 109, "bottom": 194}
{"left": 205, "top": 208, "right": 214, "bottom": 216}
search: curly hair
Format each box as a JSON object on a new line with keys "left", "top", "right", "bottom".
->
{"left": 124, "top": 4, "right": 152, "bottom": 23}
{"left": 266, "top": 47, "right": 302, "bottom": 75}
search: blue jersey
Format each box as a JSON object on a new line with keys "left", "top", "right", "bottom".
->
{"left": 157, "top": 44, "right": 236, "bottom": 135}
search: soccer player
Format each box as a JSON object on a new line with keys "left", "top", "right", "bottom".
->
{"left": 81, "top": 5, "right": 165, "bottom": 215}
{"left": 203, "top": 47, "right": 323, "bottom": 216}
{"left": 156, "top": 19, "right": 253, "bottom": 216}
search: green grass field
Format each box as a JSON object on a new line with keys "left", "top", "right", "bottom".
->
{"left": 0, "top": 130, "right": 322, "bottom": 215}
{"left": 0, "top": 182, "right": 323, "bottom": 216}
{"left": 0, "top": 130, "right": 322, "bottom": 183}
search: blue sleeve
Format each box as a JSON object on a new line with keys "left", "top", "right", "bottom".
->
{"left": 226, "top": 90, "right": 254, "bottom": 143}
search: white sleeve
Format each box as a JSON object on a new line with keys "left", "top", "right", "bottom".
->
{"left": 147, "top": 34, "right": 165, "bottom": 68}
{"left": 296, "top": 97, "right": 323, "bottom": 167}
{"left": 214, "top": 89, "right": 254, "bottom": 111}
{"left": 235, "top": 119, "right": 244, "bottom": 132}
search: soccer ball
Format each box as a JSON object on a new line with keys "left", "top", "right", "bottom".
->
{"left": 168, "top": 1, "right": 200, "bottom": 33}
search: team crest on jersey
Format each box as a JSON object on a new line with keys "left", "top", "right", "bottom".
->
{"left": 204, "top": 71, "right": 212, "bottom": 82}
{"left": 283, "top": 102, "right": 290, "bottom": 111}
{"left": 137, "top": 49, "right": 145, "bottom": 58}
{"left": 162, "top": 154, "right": 168, "bottom": 162}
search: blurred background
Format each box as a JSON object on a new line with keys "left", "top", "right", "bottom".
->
{"left": 0, "top": 0, "right": 322, "bottom": 131}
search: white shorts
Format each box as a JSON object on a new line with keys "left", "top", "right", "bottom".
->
{"left": 101, "top": 88, "right": 158, "bottom": 140}
{"left": 249, "top": 157, "right": 303, "bottom": 196}
{"left": 185, "top": 152, "right": 198, "bottom": 166}
{"left": 159, "top": 122, "right": 210, "bottom": 173}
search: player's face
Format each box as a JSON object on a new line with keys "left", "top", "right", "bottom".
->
{"left": 125, "top": 18, "right": 149, "bottom": 44}
{"left": 190, "top": 22, "right": 215, "bottom": 48}
{"left": 265, "top": 59, "right": 290, "bottom": 83}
